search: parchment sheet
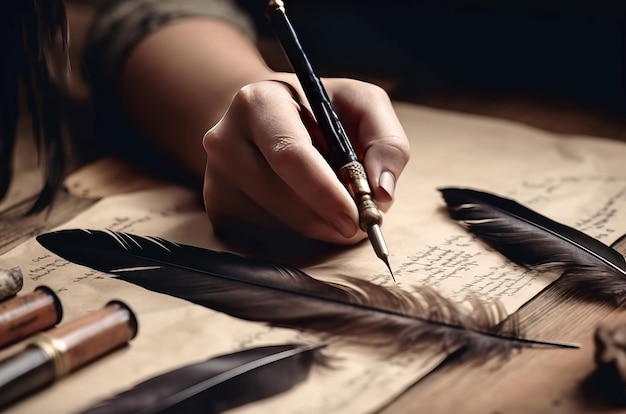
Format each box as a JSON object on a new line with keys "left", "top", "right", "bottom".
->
{"left": 2, "top": 102, "right": 626, "bottom": 413}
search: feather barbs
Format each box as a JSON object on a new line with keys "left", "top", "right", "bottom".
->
{"left": 80, "top": 343, "right": 327, "bottom": 414}
{"left": 37, "top": 229, "right": 577, "bottom": 361}
{"left": 440, "top": 187, "right": 626, "bottom": 304}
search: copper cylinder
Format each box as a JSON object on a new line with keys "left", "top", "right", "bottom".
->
{"left": 0, "top": 286, "right": 62, "bottom": 349}
{"left": 31, "top": 300, "right": 138, "bottom": 377}
{"left": 0, "top": 301, "right": 137, "bottom": 409}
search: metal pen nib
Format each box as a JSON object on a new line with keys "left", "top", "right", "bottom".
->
{"left": 367, "top": 224, "right": 395, "bottom": 282}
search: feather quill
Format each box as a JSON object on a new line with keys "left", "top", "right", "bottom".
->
{"left": 36, "top": 229, "right": 576, "bottom": 358}
{"left": 440, "top": 187, "right": 626, "bottom": 303}
{"left": 80, "top": 343, "right": 326, "bottom": 414}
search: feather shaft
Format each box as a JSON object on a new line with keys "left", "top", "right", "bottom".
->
{"left": 37, "top": 229, "right": 576, "bottom": 357}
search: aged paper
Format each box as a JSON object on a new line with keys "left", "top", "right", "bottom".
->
{"left": 2, "top": 102, "right": 626, "bottom": 413}
{"left": 0, "top": 187, "right": 446, "bottom": 414}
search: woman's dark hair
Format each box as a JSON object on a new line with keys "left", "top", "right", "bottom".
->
{"left": 1, "top": 0, "right": 68, "bottom": 212}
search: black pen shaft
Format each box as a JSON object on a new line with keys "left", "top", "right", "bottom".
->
{"left": 266, "top": 0, "right": 394, "bottom": 280}
{"left": 266, "top": 6, "right": 356, "bottom": 169}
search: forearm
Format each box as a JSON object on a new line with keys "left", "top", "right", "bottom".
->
{"left": 119, "top": 18, "right": 274, "bottom": 177}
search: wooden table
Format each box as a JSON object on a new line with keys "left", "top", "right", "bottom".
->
{"left": 4, "top": 99, "right": 626, "bottom": 414}
{"left": 4, "top": 3, "right": 626, "bottom": 412}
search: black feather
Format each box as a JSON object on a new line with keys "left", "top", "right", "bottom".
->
{"left": 80, "top": 343, "right": 326, "bottom": 414}
{"left": 440, "top": 187, "right": 626, "bottom": 303}
{"left": 36, "top": 229, "right": 576, "bottom": 358}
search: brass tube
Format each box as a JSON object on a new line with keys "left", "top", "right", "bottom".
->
{"left": 0, "top": 300, "right": 138, "bottom": 408}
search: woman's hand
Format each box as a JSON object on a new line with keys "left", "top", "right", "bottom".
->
{"left": 202, "top": 74, "right": 410, "bottom": 245}
{"left": 117, "top": 20, "right": 408, "bottom": 246}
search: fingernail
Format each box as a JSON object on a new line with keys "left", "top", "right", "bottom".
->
{"left": 332, "top": 213, "right": 358, "bottom": 238}
{"left": 379, "top": 171, "right": 396, "bottom": 199}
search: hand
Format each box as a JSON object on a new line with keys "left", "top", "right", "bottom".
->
{"left": 202, "top": 74, "right": 410, "bottom": 246}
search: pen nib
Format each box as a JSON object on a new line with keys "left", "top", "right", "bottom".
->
{"left": 383, "top": 257, "right": 396, "bottom": 283}
{"left": 366, "top": 224, "right": 395, "bottom": 283}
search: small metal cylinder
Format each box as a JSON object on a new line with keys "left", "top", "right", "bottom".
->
{"left": 0, "top": 301, "right": 138, "bottom": 408}
{"left": 32, "top": 300, "right": 138, "bottom": 377}
{"left": 0, "top": 286, "right": 62, "bottom": 349}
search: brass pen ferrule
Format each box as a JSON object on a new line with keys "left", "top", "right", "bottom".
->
{"left": 338, "top": 161, "right": 383, "bottom": 231}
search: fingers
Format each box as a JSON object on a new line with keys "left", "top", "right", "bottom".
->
{"left": 203, "top": 81, "right": 363, "bottom": 244}
{"left": 202, "top": 76, "right": 410, "bottom": 245}
{"left": 324, "top": 79, "right": 411, "bottom": 208}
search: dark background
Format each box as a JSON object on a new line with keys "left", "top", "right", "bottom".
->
{"left": 237, "top": 1, "right": 626, "bottom": 117}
